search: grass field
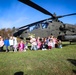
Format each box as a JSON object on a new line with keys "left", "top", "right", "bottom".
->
{"left": 0, "top": 42, "right": 76, "bottom": 75}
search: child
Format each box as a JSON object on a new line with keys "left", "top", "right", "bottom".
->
{"left": 41, "top": 42, "right": 46, "bottom": 51}
{"left": 48, "top": 39, "right": 52, "bottom": 50}
{"left": 58, "top": 40, "right": 62, "bottom": 48}
{"left": 0, "top": 38, "right": 4, "bottom": 52}
{"left": 4, "top": 37, "right": 9, "bottom": 52}
{"left": 18, "top": 40, "right": 25, "bottom": 52}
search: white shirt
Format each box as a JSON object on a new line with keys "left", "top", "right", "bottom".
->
{"left": 9, "top": 39, "right": 14, "bottom": 45}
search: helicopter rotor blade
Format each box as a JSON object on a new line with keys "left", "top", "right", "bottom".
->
{"left": 57, "top": 13, "right": 76, "bottom": 18}
{"left": 19, "top": 17, "right": 52, "bottom": 29}
{"left": 18, "top": 0, "right": 55, "bottom": 18}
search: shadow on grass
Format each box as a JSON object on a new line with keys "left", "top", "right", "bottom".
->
{"left": 14, "top": 71, "right": 28, "bottom": 75}
{"left": 14, "top": 71, "right": 24, "bottom": 75}
{"left": 62, "top": 44, "right": 69, "bottom": 47}
{"left": 72, "top": 70, "right": 76, "bottom": 74}
{"left": 63, "top": 43, "right": 76, "bottom": 47}
{"left": 67, "top": 59, "right": 76, "bottom": 74}
{"left": 67, "top": 59, "right": 76, "bottom": 66}
{"left": 0, "top": 50, "right": 6, "bottom": 52}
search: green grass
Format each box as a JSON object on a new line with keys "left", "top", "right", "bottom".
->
{"left": 0, "top": 42, "right": 76, "bottom": 75}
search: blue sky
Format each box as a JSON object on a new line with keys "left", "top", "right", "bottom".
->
{"left": 0, "top": 0, "right": 76, "bottom": 29}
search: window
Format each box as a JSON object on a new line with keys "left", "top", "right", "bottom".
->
{"left": 42, "top": 22, "right": 48, "bottom": 29}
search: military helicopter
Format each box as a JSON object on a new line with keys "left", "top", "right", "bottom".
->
{"left": 13, "top": 0, "right": 76, "bottom": 42}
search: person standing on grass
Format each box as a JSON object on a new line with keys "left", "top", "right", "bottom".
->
{"left": 9, "top": 36, "right": 14, "bottom": 52}
{"left": 4, "top": 37, "right": 10, "bottom": 52}
{"left": 13, "top": 37, "right": 18, "bottom": 52}
{"left": 0, "top": 37, "right": 4, "bottom": 52}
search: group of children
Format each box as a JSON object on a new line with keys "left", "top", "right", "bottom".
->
{"left": 28, "top": 36, "right": 62, "bottom": 51}
{"left": 18, "top": 35, "right": 62, "bottom": 51}
{"left": 0, "top": 35, "right": 62, "bottom": 52}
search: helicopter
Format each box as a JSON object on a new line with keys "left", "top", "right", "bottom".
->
{"left": 13, "top": 0, "right": 76, "bottom": 42}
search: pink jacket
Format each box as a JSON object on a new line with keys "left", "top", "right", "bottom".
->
{"left": 18, "top": 43, "right": 25, "bottom": 50}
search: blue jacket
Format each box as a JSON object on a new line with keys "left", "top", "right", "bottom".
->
{"left": 4, "top": 39, "right": 10, "bottom": 46}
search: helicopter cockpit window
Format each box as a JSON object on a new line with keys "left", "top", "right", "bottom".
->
{"left": 49, "top": 21, "right": 52, "bottom": 23}
{"left": 35, "top": 24, "right": 40, "bottom": 29}
{"left": 29, "top": 24, "right": 40, "bottom": 31}
{"left": 33, "top": 24, "right": 40, "bottom": 29}
{"left": 42, "top": 22, "right": 48, "bottom": 29}
{"left": 29, "top": 26, "right": 35, "bottom": 31}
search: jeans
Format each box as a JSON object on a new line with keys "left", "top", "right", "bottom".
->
{"left": 59, "top": 45, "right": 62, "bottom": 48}
{"left": 5, "top": 46, "right": 9, "bottom": 52}
{"left": 13, "top": 45, "right": 17, "bottom": 52}
{"left": 31, "top": 45, "right": 37, "bottom": 50}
